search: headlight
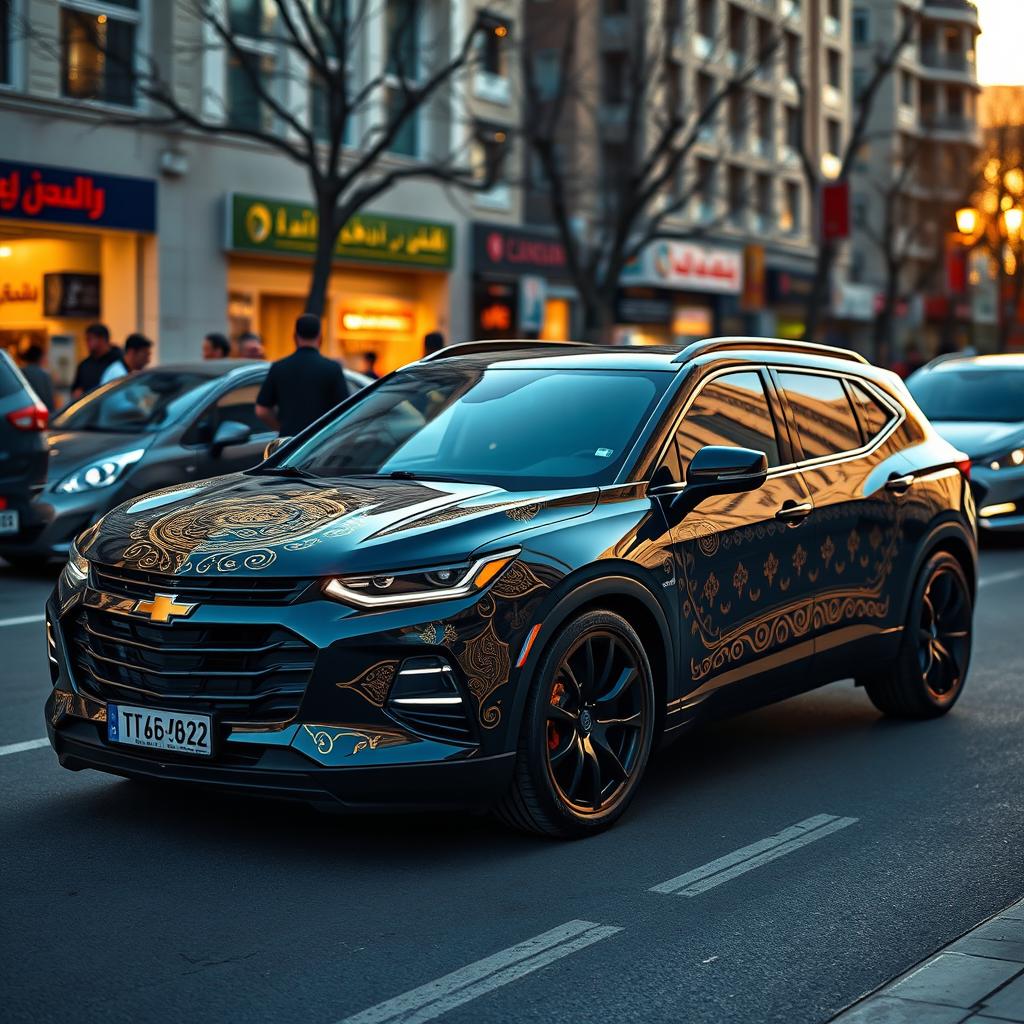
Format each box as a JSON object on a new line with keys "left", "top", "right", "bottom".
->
{"left": 324, "top": 549, "right": 519, "bottom": 608}
{"left": 55, "top": 448, "right": 145, "bottom": 494}
{"left": 985, "top": 447, "right": 1024, "bottom": 471}
{"left": 58, "top": 539, "right": 89, "bottom": 596}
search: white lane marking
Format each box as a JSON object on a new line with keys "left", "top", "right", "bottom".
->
{"left": 0, "top": 737, "right": 49, "bottom": 757}
{"left": 978, "top": 569, "right": 1024, "bottom": 589}
{"left": 338, "top": 920, "right": 622, "bottom": 1024}
{"left": 0, "top": 613, "right": 45, "bottom": 628}
{"left": 651, "top": 814, "right": 858, "bottom": 897}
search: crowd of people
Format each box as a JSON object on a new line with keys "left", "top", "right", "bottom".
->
{"left": 13, "top": 318, "right": 448, "bottom": 436}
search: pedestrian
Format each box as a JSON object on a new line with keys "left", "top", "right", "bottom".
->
{"left": 19, "top": 343, "right": 55, "bottom": 411}
{"left": 424, "top": 330, "right": 445, "bottom": 357}
{"left": 238, "top": 331, "right": 265, "bottom": 359}
{"left": 356, "top": 350, "right": 380, "bottom": 379}
{"left": 255, "top": 313, "right": 349, "bottom": 437}
{"left": 71, "top": 323, "right": 125, "bottom": 400}
{"left": 123, "top": 333, "right": 154, "bottom": 373}
{"left": 202, "top": 332, "right": 231, "bottom": 360}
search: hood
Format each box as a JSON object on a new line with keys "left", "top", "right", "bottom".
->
{"left": 46, "top": 430, "right": 154, "bottom": 484}
{"left": 82, "top": 472, "right": 598, "bottom": 577}
{"left": 929, "top": 421, "right": 1024, "bottom": 459}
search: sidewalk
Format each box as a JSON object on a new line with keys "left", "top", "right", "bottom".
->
{"left": 834, "top": 899, "right": 1024, "bottom": 1023}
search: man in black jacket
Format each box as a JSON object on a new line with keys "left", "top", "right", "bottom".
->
{"left": 70, "top": 324, "right": 124, "bottom": 400}
{"left": 255, "top": 314, "right": 349, "bottom": 437}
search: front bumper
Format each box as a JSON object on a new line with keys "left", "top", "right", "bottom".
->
{"left": 47, "top": 714, "right": 515, "bottom": 811}
{"left": 0, "top": 488, "right": 107, "bottom": 560}
{"left": 971, "top": 465, "right": 1024, "bottom": 532}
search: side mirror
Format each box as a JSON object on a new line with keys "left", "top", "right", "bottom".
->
{"left": 262, "top": 436, "right": 290, "bottom": 461}
{"left": 670, "top": 445, "right": 768, "bottom": 510}
{"left": 211, "top": 419, "right": 251, "bottom": 453}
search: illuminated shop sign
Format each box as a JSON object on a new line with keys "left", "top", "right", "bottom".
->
{"left": 472, "top": 222, "right": 569, "bottom": 278}
{"left": 0, "top": 161, "right": 156, "bottom": 231}
{"left": 623, "top": 240, "right": 742, "bottom": 295}
{"left": 228, "top": 193, "right": 454, "bottom": 270}
{"left": 339, "top": 307, "right": 415, "bottom": 334}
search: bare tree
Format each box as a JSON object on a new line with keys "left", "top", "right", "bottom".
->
{"left": 518, "top": 4, "right": 778, "bottom": 342}
{"left": 26, "top": 0, "right": 503, "bottom": 316}
{"left": 793, "top": 16, "right": 914, "bottom": 344}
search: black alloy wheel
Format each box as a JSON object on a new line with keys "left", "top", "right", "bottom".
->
{"left": 862, "top": 551, "right": 973, "bottom": 718}
{"left": 496, "top": 609, "right": 656, "bottom": 838}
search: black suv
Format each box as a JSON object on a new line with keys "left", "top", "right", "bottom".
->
{"left": 45, "top": 339, "right": 977, "bottom": 837}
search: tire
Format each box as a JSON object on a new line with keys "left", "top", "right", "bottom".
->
{"left": 495, "top": 609, "right": 657, "bottom": 839}
{"left": 862, "top": 551, "right": 972, "bottom": 719}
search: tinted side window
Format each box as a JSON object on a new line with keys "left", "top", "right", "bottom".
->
{"left": 677, "top": 371, "right": 781, "bottom": 468}
{"left": 848, "top": 380, "right": 894, "bottom": 441}
{"left": 184, "top": 382, "right": 266, "bottom": 444}
{"left": 0, "top": 353, "right": 25, "bottom": 399}
{"left": 778, "top": 371, "right": 861, "bottom": 459}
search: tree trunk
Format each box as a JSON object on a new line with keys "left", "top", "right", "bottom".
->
{"left": 875, "top": 261, "right": 900, "bottom": 366}
{"left": 305, "top": 196, "right": 338, "bottom": 318}
{"left": 581, "top": 295, "right": 616, "bottom": 345}
{"left": 803, "top": 239, "right": 836, "bottom": 344}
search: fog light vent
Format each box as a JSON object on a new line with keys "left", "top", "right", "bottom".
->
{"left": 386, "top": 656, "right": 475, "bottom": 744}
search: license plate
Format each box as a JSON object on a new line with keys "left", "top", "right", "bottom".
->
{"left": 107, "top": 704, "right": 212, "bottom": 757}
{"left": 0, "top": 510, "right": 18, "bottom": 535}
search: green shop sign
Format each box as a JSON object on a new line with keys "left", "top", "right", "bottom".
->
{"left": 227, "top": 193, "right": 454, "bottom": 270}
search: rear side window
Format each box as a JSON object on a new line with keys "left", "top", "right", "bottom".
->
{"left": 677, "top": 370, "right": 781, "bottom": 468}
{"left": 778, "top": 371, "right": 861, "bottom": 460}
{"left": 848, "top": 380, "right": 894, "bottom": 441}
{"left": 0, "top": 352, "right": 25, "bottom": 400}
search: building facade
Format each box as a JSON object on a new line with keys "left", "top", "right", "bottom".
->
{"left": 849, "top": 0, "right": 984, "bottom": 358}
{"left": 0, "top": 0, "right": 522, "bottom": 377}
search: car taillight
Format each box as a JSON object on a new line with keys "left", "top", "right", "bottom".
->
{"left": 6, "top": 402, "right": 48, "bottom": 431}
{"left": 956, "top": 457, "right": 971, "bottom": 481}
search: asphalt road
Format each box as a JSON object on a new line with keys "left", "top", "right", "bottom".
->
{"left": 2, "top": 540, "right": 1023, "bottom": 1024}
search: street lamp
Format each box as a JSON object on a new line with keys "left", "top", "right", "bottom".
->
{"left": 1002, "top": 207, "right": 1023, "bottom": 239}
{"left": 956, "top": 206, "right": 981, "bottom": 237}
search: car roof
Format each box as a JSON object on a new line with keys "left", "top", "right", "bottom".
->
{"left": 409, "top": 337, "right": 870, "bottom": 374}
{"left": 920, "top": 353, "right": 1024, "bottom": 373}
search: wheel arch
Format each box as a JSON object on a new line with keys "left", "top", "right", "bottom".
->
{"left": 903, "top": 518, "right": 978, "bottom": 622}
{"left": 507, "top": 573, "right": 675, "bottom": 746}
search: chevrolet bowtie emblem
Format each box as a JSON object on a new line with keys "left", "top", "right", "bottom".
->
{"left": 133, "top": 593, "right": 196, "bottom": 623}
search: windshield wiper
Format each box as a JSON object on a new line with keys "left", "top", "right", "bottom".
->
{"left": 385, "top": 470, "right": 474, "bottom": 484}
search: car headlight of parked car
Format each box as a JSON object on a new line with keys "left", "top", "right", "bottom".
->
{"left": 983, "top": 446, "right": 1024, "bottom": 471}
{"left": 324, "top": 549, "right": 519, "bottom": 608}
{"left": 55, "top": 448, "right": 146, "bottom": 494}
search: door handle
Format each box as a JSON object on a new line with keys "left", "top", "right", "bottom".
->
{"left": 775, "top": 500, "right": 813, "bottom": 525}
{"left": 886, "top": 473, "right": 914, "bottom": 495}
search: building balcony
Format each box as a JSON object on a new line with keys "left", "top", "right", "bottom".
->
{"left": 919, "top": 49, "right": 979, "bottom": 86}
{"left": 922, "top": 0, "right": 980, "bottom": 29}
{"left": 921, "top": 112, "right": 981, "bottom": 144}
{"left": 473, "top": 71, "right": 511, "bottom": 106}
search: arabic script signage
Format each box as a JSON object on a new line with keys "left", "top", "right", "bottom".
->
{"left": 0, "top": 160, "right": 156, "bottom": 231}
{"left": 228, "top": 193, "right": 454, "bottom": 270}
{"left": 623, "top": 240, "right": 743, "bottom": 295}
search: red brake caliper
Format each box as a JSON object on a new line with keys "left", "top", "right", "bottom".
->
{"left": 548, "top": 680, "right": 566, "bottom": 750}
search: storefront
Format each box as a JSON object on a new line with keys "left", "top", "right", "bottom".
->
{"left": 226, "top": 193, "right": 454, "bottom": 372}
{"left": 765, "top": 267, "right": 816, "bottom": 341}
{"left": 617, "top": 240, "right": 742, "bottom": 345}
{"left": 0, "top": 160, "right": 157, "bottom": 388}
{"left": 471, "top": 222, "right": 576, "bottom": 340}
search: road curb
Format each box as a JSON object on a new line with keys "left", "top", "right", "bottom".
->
{"left": 830, "top": 896, "right": 1024, "bottom": 1022}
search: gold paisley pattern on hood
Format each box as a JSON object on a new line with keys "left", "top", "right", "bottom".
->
{"left": 118, "top": 487, "right": 355, "bottom": 575}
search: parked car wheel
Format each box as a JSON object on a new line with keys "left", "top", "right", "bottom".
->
{"left": 496, "top": 610, "right": 656, "bottom": 838}
{"left": 861, "top": 551, "right": 972, "bottom": 718}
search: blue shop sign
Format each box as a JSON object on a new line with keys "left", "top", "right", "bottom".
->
{"left": 0, "top": 160, "right": 157, "bottom": 232}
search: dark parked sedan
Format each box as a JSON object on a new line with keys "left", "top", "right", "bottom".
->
{"left": 908, "top": 354, "right": 1024, "bottom": 532}
{"left": 0, "top": 360, "right": 368, "bottom": 566}
{"left": 46, "top": 339, "right": 976, "bottom": 837}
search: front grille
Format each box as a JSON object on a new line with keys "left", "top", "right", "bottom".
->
{"left": 68, "top": 606, "right": 316, "bottom": 723}
{"left": 90, "top": 565, "right": 312, "bottom": 605}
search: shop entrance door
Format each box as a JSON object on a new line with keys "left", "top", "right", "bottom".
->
{"left": 259, "top": 295, "right": 308, "bottom": 361}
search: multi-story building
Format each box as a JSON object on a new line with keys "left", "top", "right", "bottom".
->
{"left": 849, "top": 0, "right": 983, "bottom": 357}
{"left": 0, "top": 0, "right": 521, "bottom": 377}
{"left": 519, "top": 0, "right": 854, "bottom": 345}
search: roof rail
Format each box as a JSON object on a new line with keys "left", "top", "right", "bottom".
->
{"left": 672, "top": 337, "right": 869, "bottom": 366}
{"left": 419, "top": 339, "right": 588, "bottom": 363}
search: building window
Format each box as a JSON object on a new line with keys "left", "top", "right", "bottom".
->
{"left": 827, "top": 48, "right": 842, "bottom": 89}
{"left": 602, "top": 52, "right": 627, "bottom": 105}
{"left": 785, "top": 105, "right": 801, "bottom": 151}
{"left": 0, "top": 0, "right": 11, "bottom": 85}
{"left": 602, "top": 142, "right": 628, "bottom": 192}
{"left": 385, "top": 0, "right": 421, "bottom": 156}
{"left": 728, "top": 90, "right": 745, "bottom": 146}
{"left": 780, "top": 180, "right": 800, "bottom": 233}
{"left": 727, "top": 3, "right": 746, "bottom": 66}
{"left": 757, "top": 95, "right": 773, "bottom": 154}
{"left": 756, "top": 173, "right": 771, "bottom": 227}
{"left": 697, "top": 0, "right": 714, "bottom": 40}
{"left": 474, "top": 12, "right": 511, "bottom": 104}
{"left": 472, "top": 121, "right": 510, "bottom": 207}
{"left": 826, "top": 117, "right": 841, "bottom": 157}
{"left": 696, "top": 157, "right": 716, "bottom": 220}
{"left": 785, "top": 31, "right": 800, "bottom": 81}
{"left": 900, "top": 70, "right": 914, "bottom": 107}
{"left": 727, "top": 165, "right": 745, "bottom": 225}
{"left": 696, "top": 71, "right": 715, "bottom": 140}
{"left": 532, "top": 49, "right": 561, "bottom": 101}
{"left": 852, "top": 7, "right": 869, "bottom": 45}
{"left": 60, "top": 0, "right": 140, "bottom": 107}
{"left": 226, "top": 0, "right": 278, "bottom": 130}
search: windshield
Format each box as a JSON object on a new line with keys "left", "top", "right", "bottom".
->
{"left": 908, "top": 367, "right": 1024, "bottom": 424}
{"left": 53, "top": 370, "right": 214, "bottom": 434}
{"left": 277, "top": 365, "right": 671, "bottom": 489}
